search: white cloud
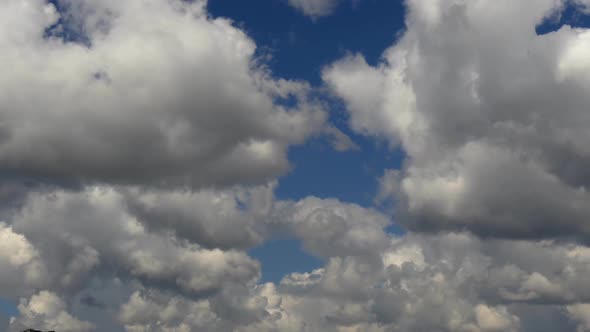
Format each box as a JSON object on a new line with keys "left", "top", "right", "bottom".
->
{"left": 568, "top": 303, "right": 590, "bottom": 331}
{"left": 8, "top": 291, "right": 94, "bottom": 332}
{"left": 112, "top": 230, "right": 590, "bottom": 331}
{"left": 288, "top": 0, "right": 340, "bottom": 18}
{"left": 122, "top": 183, "right": 276, "bottom": 250}
{"left": 3, "top": 185, "right": 590, "bottom": 330}
{"left": 0, "top": 222, "right": 47, "bottom": 297}
{"left": 9, "top": 187, "right": 261, "bottom": 297}
{"left": 0, "top": 0, "right": 326, "bottom": 189}
{"left": 325, "top": 0, "right": 590, "bottom": 239}
{"left": 270, "top": 196, "right": 391, "bottom": 258}
{"left": 475, "top": 305, "right": 520, "bottom": 332}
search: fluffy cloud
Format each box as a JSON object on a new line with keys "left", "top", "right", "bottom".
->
{"left": 288, "top": 0, "right": 340, "bottom": 18}
{"left": 0, "top": 183, "right": 392, "bottom": 296}
{"left": 111, "top": 231, "right": 590, "bottom": 331}
{"left": 324, "top": 0, "right": 590, "bottom": 240}
{"left": 0, "top": 0, "right": 325, "bottom": 189}
{"left": 274, "top": 232, "right": 590, "bottom": 331}
{"left": 270, "top": 196, "right": 391, "bottom": 258}
{"left": 0, "top": 187, "right": 261, "bottom": 304}
{"left": 3, "top": 183, "right": 590, "bottom": 331}
{"left": 0, "top": 223, "right": 47, "bottom": 297}
{"left": 8, "top": 291, "right": 94, "bottom": 332}
{"left": 4, "top": 0, "right": 590, "bottom": 331}
{"left": 568, "top": 304, "right": 590, "bottom": 331}
{"left": 122, "top": 183, "right": 275, "bottom": 250}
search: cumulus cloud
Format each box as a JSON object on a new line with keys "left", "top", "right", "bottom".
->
{"left": 568, "top": 303, "right": 590, "bottom": 331}
{"left": 270, "top": 196, "right": 391, "bottom": 258}
{"left": 0, "top": 223, "right": 47, "bottom": 298}
{"left": 8, "top": 291, "right": 94, "bottom": 332}
{"left": 0, "top": 0, "right": 326, "bottom": 189}
{"left": 324, "top": 0, "right": 590, "bottom": 240}
{"left": 7, "top": 187, "right": 261, "bottom": 298}
{"left": 273, "top": 232, "right": 590, "bottom": 331}
{"left": 110, "top": 231, "right": 590, "bottom": 331}
{"left": 3, "top": 182, "right": 590, "bottom": 331}
{"left": 122, "top": 183, "right": 276, "bottom": 250}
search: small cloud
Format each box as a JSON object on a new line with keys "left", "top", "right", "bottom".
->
{"left": 287, "top": 0, "right": 340, "bottom": 19}
{"left": 323, "top": 126, "right": 360, "bottom": 152}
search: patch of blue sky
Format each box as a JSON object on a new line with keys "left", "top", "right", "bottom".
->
{"left": 44, "top": 0, "right": 92, "bottom": 46}
{"left": 209, "top": 0, "right": 407, "bottom": 205}
{"left": 536, "top": 1, "right": 590, "bottom": 35}
{"left": 249, "top": 239, "right": 324, "bottom": 283}
{"left": 208, "top": 0, "right": 406, "bottom": 84}
{"left": 0, "top": 298, "right": 18, "bottom": 317}
{"left": 208, "top": 0, "right": 407, "bottom": 282}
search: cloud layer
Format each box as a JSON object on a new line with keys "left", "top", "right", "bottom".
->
{"left": 3, "top": 184, "right": 590, "bottom": 331}
{"left": 2, "top": 0, "right": 590, "bottom": 331}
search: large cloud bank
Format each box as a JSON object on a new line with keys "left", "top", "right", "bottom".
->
{"left": 325, "top": 0, "right": 590, "bottom": 241}
{"left": 2, "top": 0, "right": 590, "bottom": 331}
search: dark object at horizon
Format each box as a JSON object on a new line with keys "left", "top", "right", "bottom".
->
{"left": 21, "top": 329, "right": 56, "bottom": 332}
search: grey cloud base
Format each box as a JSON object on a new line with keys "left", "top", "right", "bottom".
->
{"left": 3, "top": 185, "right": 590, "bottom": 331}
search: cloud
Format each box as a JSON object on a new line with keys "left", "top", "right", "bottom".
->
{"left": 3, "top": 0, "right": 590, "bottom": 331}
{"left": 0, "top": 222, "right": 47, "bottom": 298}
{"left": 121, "top": 183, "right": 276, "bottom": 250}
{"left": 8, "top": 291, "right": 94, "bottom": 332}
{"left": 574, "top": 0, "right": 590, "bottom": 13}
{"left": 274, "top": 232, "right": 590, "bottom": 331}
{"left": 323, "top": 126, "right": 360, "bottom": 152}
{"left": 270, "top": 196, "right": 391, "bottom": 258}
{"left": 324, "top": 0, "right": 590, "bottom": 240}
{"left": 111, "top": 230, "right": 590, "bottom": 331}
{"left": 2, "top": 183, "right": 590, "bottom": 331}
{"left": 5, "top": 187, "right": 262, "bottom": 300}
{"left": 568, "top": 303, "right": 590, "bottom": 331}
{"left": 0, "top": 0, "right": 326, "bottom": 189}
{"left": 288, "top": 0, "right": 340, "bottom": 18}
{"left": 0, "top": 184, "right": 392, "bottom": 298}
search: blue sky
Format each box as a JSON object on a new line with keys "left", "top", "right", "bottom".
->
{"left": 208, "top": 0, "right": 406, "bottom": 83}
{"left": 208, "top": 0, "right": 407, "bottom": 283}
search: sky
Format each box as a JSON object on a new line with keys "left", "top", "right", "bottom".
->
{"left": 2, "top": 0, "right": 590, "bottom": 331}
